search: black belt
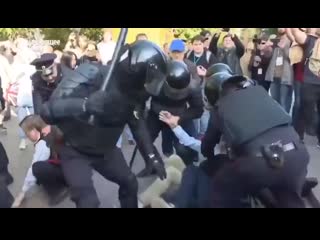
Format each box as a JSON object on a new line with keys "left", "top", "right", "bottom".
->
{"left": 250, "top": 141, "right": 297, "bottom": 158}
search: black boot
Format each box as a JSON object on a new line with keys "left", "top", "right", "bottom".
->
{"left": 47, "top": 187, "right": 70, "bottom": 206}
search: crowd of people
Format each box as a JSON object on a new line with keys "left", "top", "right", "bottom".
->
{"left": 0, "top": 27, "right": 319, "bottom": 208}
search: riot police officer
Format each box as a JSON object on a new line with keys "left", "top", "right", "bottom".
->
{"left": 31, "top": 53, "right": 62, "bottom": 114}
{"left": 202, "top": 63, "right": 309, "bottom": 208}
{"left": 138, "top": 60, "right": 203, "bottom": 177}
{"left": 41, "top": 40, "right": 168, "bottom": 208}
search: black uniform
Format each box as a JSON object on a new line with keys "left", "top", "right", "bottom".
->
{"left": 31, "top": 54, "right": 62, "bottom": 114}
{"left": 202, "top": 81, "right": 309, "bottom": 208}
{"left": 137, "top": 60, "right": 203, "bottom": 177}
{"left": 0, "top": 142, "right": 13, "bottom": 208}
{"left": 41, "top": 41, "right": 168, "bottom": 208}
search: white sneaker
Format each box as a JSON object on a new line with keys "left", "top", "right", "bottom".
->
{"left": 19, "top": 139, "right": 27, "bottom": 150}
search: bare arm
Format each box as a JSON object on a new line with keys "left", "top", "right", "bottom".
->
{"left": 286, "top": 28, "right": 295, "bottom": 43}
{"left": 291, "top": 28, "right": 307, "bottom": 45}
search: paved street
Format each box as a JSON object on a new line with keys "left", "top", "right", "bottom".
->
{"left": 2, "top": 113, "right": 320, "bottom": 208}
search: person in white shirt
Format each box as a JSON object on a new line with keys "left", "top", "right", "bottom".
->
{"left": 97, "top": 29, "right": 116, "bottom": 65}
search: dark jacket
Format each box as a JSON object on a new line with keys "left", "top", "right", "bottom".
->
{"left": 32, "top": 69, "right": 62, "bottom": 114}
{"left": 248, "top": 49, "right": 273, "bottom": 82}
{"left": 151, "top": 82, "right": 204, "bottom": 124}
{"left": 186, "top": 50, "right": 217, "bottom": 70}
{"left": 209, "top": 34, "right": 245, "bottom": 75}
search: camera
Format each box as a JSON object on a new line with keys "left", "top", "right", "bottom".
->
{"left": 222, "top": 28, "right": 230, "bottom": 32}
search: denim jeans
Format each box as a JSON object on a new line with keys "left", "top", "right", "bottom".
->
{"left": 301, "top": 83, "right": 320, "bottom": 136}
{"left": 270, "top": 78, "right": 293, "bottom": 114}
{"left": 174, "top": 165, "right": 210, "bottom": 208}
{"left": 18, "top": 106, "right": 34, "bottom": 139}
{"left": 194, "top": 109, "right": 210, "bottom": 137}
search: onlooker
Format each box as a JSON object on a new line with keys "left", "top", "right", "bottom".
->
{"left": 64, "top": 32, "right": 81, "bottom": 58}
{"left": 0, "top": 45, "right": 15, "bottom": 129}
{"left": 248, "top": 33, "right": 273, "bottom": 91}
{"left": 286, "top": 29, "right": 306, "bottom": 141}
{"left": 78, "top": 35, "right": 89, "bottom": 58}
{"left": 80, "top": 41, "right": 100, "bottom": 64}
{"left": 163, "top": 43, "right": 170, "bottom": 56}
{"left": 60, "top": 51, "right": 78, "bottom": 70}
{"left": 136, "top": 33, "right": 148, "bottom": 41}
{"left": 186, "top": 36, "right": 216, "bottom": 138}
{"left": 209, "top": 30, "right": 245, "bottom": 75}
{"left": 12, "top": 55, "right": 36, "bottom": 150}
{"left": 170, "top": 39, "right": 201, "bottom": 83}
{"left": 241, "top": 41, "right": 255, "bottom": 78}
{"left": 200, "top": 30, "right": 212, "bottom": 50}
{"left": 30, "top": 53, "right": 62, "bottom": 114}
{"left": 97, "top": 29, "right": 116, "bottom": 65}
{"left": 186, "top": 35, "right": 217, "bottom": 74}
{"left": 14, "top": 38, "right": 37, "bottom": 64}
{"left": 265, "top": 28, "right": 294, "bottom": 114}
{"left": 291, "top": 28, "right": 320, "bottom": 140}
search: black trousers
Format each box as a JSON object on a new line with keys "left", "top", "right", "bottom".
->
{"left": 59, "top": 145, "right": 138, "bottom": 208}
{"left": 161, "top": 128, "right": 174, "bottom": 155}
{"left": 32, "top": 161, "right": 67, "bottom": 196}
{"left": 0, "top": 142, "right": 9, "bottom": 175}
{"left": 0, "top": 183, "right": 13, "bottom": 208}
{"left": 301, "top": 82, "right": 320, "bottom": 136}
{"left": 147, "top": 111, "right": 198, "bottom": 165}
{"left": 210, "top": 128, "right": 309, "bottom": 208}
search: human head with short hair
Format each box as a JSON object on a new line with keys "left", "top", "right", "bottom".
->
{"left": 191, "top": 35, "right": 205, "bottom": 55}
{"left": 136, "top": 33, "right": 148, "bottom": 41}
{"left": 223, "top": 34, "right": 234, "bottom": 49}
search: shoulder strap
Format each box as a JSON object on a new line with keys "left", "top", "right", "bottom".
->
{"left": 206, "top": 51, "right": 212, "bottom": 63}
{"left": 186, "top": 51, "right": 191, "bottom": 59}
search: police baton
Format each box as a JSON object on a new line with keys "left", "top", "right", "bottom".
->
{"left": 88, "top": 28, "right": 128, "bottom": 124}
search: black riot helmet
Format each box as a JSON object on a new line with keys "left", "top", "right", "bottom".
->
{"left": 117, "top": 40, "right": 168, "bottom": 97}
{"left": 204, "top": 71, "right": 233, "bottom": 106}
{"left": 163, "top": 60, "right": 191, "bottom": 100}
{"left": 206, "top": 63, "right": 233, "bottom": 77}
{"left": 205, "top": 72, "right": 256, "bottom": 106}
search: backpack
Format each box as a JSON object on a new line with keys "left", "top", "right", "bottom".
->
{"left": 307, "top": 38, "right": 320, "bottom": 77}
{"left": 186, "top": 50, "right": 212, "bottom": 65}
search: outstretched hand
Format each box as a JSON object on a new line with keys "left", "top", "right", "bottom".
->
{"left": 12, "top": 192, "right": 25, "bottom": 208}
{"left": 159, "top": 111, "right": 180, "bottom": 129}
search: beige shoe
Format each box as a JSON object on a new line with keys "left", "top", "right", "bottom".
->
{"left": 19, "top": 139, "right": 27, "bottom": 150}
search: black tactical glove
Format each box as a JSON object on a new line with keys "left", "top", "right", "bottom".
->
{"left": 137, "top": 155, "right": 167, "bottom": 180}
{"left": 85, "top": 90, "right": 108, "bottom": 115}
{"left": 40, "top": 102, "right": 55, "bottom": 125}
